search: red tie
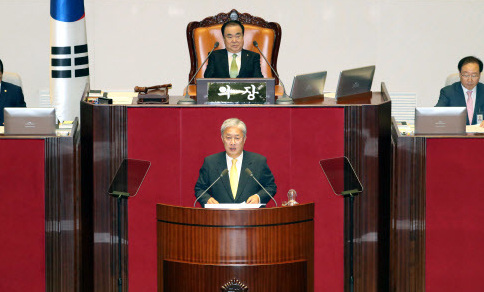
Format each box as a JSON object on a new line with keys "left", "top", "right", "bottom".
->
{"left": 466, "top": 91, "right": 474, "bottom": 124}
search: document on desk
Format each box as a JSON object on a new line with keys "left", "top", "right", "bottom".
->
{"left": 106, "top": 92, "right": 138, "bottom": 105}
{"left": 466, "top": 125, "right": 484, "bottom": 133}
{"left": 0, "top": 126, "right": 4, "bottom": 135}
{"left": 204, "top": 203, "right": 264, "bottom": 209}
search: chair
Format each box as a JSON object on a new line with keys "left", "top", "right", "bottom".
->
{"left": 186, "top": 9, "right": 282, "bottom": 96}
{"left": 2, "top": 72, "right": 23, "bottom": 88}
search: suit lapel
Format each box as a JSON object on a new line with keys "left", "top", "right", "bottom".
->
{"left": 217, "top": 153, "right": 233, "bottom": 202}
{"left": 454, "top": 82, "right": 467, "bottom": 106}
{"left": 452, "top": 83, "right": 470, "bottom": 124}
{"left": 474, "top": 83, "right": 484, "bottom": 122}
{"left": 0, "top": 82, "right": 6, "bottom": 108}
{"left": 235, "top": 151, "right": 253, "bottom": 201}
{"left": 238, "top": 50, "right": 249, "bottom": 77}
{"left": 220, "top": 49, "right": 230, "bottom": 78}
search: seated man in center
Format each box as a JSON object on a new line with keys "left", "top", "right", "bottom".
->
{"left": 195, "top": 118, "right": 276, "bottom": 206}
{"left": 203, "top": 20, "right": 264, "bottom": 79}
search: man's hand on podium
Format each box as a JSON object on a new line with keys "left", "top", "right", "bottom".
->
{"left": 207, "top": 197, "right": 219, "bottom": 204}
{"left": 246, "top": 195, "right": 260, "bottom": 204}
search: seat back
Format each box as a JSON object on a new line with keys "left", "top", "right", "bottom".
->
{"left": 2, "top": 72, "right": 23, "bottom": 88}
{"left": 187, "top": 9, "right": 281, "bottom": 84}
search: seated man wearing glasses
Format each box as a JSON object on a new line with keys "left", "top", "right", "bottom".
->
{"left": 203, "top": 20, "right": 263, "bottom": 79}
{"left": 194, "top": 118, "right": 276, "bottom": 206}
{"left": 436, "top": 56, "right": 484, "bottom": 125}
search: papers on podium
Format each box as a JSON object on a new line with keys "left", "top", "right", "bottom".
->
{"left": 466, "top": 125, "right": 484, "bottom": 133}
{"left": 204, "top": 203, "right": 265, "bottom": 209}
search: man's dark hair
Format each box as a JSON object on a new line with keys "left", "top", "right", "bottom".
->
{"left": 221, "top": 20, "right": 244, "bottom": 36}
{"left": 0, "top": 58, "right": 3, "bottom": 73}
{"left": 458, "top": 56, "right": 483, "bottom": 73}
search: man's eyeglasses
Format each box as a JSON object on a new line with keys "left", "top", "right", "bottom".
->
{"left": 460, "top": 74, "right": 480, "bottom": 79}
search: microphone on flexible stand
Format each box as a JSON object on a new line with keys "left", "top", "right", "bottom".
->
{"left": 193, "top": 168, "right": 228, "bottom": 207}
{"left": 252, "top": 41, "right": 293, "bottom": 105}
{"left": 245, "top": 168, "right": 278, "bottom": 207}
{"left": 178, "top": 42, "right": 220, "bottom": 105}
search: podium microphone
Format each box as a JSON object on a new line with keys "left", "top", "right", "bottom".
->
{"left": 245, "top": 168, "right": 278, "bottom": 207}
{"left": 193, "top": 168, "right": 228, "bottom": 207}
{"left": 178, "top": 42, "right": 220, "bottom": 105}
{"left": 252, "top": 41, "right": 293, "bottom": 105}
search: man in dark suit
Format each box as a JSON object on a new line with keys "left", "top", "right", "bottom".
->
{"left": 195, "top": 118, "right": 276, "bottom": 206}
{"left": 0, "top": 58, "right": 27, "bottom": 125}
{"left": 436, "top": 56, "right": 484, "bottom": 125}
{"left": 203, "top": 20, "right": 263, "bottom": 79}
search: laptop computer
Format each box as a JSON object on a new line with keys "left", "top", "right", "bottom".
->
{"left": 335, "top": 65, "right": 375, "bottom": 99}
{"left": 4, "top": 107, "right": 57, "bottom": 135}
{"left": 415, "top": 107, "right": 466, "bottom": 135}
{"left": 289, "top": 71, "right": 327, "bottom": 99}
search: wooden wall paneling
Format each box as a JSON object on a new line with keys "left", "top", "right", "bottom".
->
{"left": 81, "top": 102, "right": 127, "bottom": 292}
{"left": 389, "top": 123, "right": 426, "bottom": 292}
{"left": 344, "top": 97, "right": 392, "bottom": 292}
{"left": 44, "top": 120, "right": 81, "bottom": 291}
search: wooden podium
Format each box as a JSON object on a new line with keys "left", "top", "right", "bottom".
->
{"left": 156, "top": 203, "right": 314, "bottom": 292}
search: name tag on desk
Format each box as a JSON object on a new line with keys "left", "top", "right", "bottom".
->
{"left": 207, "top": 82, "right": 266, "bottom": 104}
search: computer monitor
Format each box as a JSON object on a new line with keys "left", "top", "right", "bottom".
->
{"left": 289, "top": 71, "right": 327, "bottom": 99}
{"left": 335, "top": 65, "right": 375, "bottom": 99}
{"left": 4, "top": 107, "right": 56, "bottom": 136}
{"left": 415, "top": 107, "right": 466, "bottom": 135}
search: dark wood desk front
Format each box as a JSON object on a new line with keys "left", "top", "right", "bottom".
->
{"left": 390, "top": 120, "right": 484, "bottom": 291}
{"left": 0, "top": 122, "right": 80, "bottom": 292}
{"left": 81, "top": 85, "right": 391, "bottom": 292}
{"left": 157, "top": 203, "right": 314, "bottom": 291}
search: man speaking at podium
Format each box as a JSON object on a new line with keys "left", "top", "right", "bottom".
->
{"left": 203, "top": 20, "right": 264, "bottom": 79}
{"left": 195, "top": 118, "right": 276, "bottom": 206}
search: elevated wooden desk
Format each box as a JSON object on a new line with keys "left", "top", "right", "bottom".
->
{"left": 157, "top": 203, "right": 314, "bottom": 291}
{"left": 0, "top": 121, "right": 80, "bottom": 291}
{"left": 390, "top": 119, "right": 484, "bottom": 291}
{"left": 81, "top": 85, "right": 391, "bottom": 292}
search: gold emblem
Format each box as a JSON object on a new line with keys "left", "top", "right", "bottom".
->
{"left": 221, "top": 278, "right": 248, "bottom": 292}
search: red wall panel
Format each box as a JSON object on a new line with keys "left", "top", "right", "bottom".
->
{"left": 426, "top": 138, "right": 484, "bottom": 291}
{"left": 127, "top": 107, "right": 345, "bottom": 291}
{"left": 0, "top": 139, "right": 45, "bottom": 292}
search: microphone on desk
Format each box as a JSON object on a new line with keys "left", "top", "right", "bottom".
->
{"left": 252, "top": 41, "right": 293, "bottom": 105}
{"left": 193, "top": 168, "right": 228, "bottom": 207}
{"left": 245, "top": 168, "right": 278, "bottom": 207}
{"left": 178, "top": 42, "right": 220, "bottom": 105}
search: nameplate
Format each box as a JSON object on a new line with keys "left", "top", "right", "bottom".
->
{"left": 196, "top": 78, "right": 275, "bottom": 104}
{"left": 208, "top": 82, "right": 266, "bottom": 104}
